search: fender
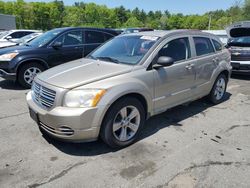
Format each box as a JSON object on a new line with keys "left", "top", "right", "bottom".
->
{"left": 15, "top": 58, "right": 49, "bottom": 72}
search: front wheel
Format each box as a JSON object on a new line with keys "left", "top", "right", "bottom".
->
{"left": 100, "top": 97, "right": 146, "bottom": 148}
{"left": 18, "top": 63, "right": 45, "bottom": 89}
{"left": 208, "top": 74, "right": 228, "bottom": 104}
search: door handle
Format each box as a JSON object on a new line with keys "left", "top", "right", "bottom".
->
{"left": 185, "top": 64, "right": 194, "bottom": 70}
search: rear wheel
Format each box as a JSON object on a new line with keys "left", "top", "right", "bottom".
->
{"left": 208, "top": 74, "right": 228, "bottom": 104}
{"left": 100, "top": 97, "right": 146, "bottom": 148}
{"left": 18, "top": 62, "right": 45, "bottom": 88}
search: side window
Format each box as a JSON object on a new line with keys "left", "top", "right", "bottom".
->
{"left": 158, "top": 37, "right": 191, "bottom": 62}
{"left": 9, "top": 31, "right": 25, "bottom": 38}
{"left": 212, "top": 39, "right": 222, "bottom": 51}
{"left": 194, "top": 37, "right": 214, "bottom": 56}
{"left": 55, "top": 30, "right": 83, "bottom": 46}
{"left": 86, "top": 31, "right": 104, "bottom": 44}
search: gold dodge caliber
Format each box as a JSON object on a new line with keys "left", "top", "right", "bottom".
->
{"left": 27, "top": 30, "right": 232, "bottom": 148}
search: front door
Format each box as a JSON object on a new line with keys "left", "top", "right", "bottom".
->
{"left": 48, "top": 29, "right": 84, "bottom": 67}
{"left": 152, "top": 37, "right": 196, "bottom": 113}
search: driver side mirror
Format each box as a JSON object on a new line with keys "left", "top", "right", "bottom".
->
{"left": 6, "top": 36, "right": 12, "bottom": 40}
{"left": 153, "top": 56, "right": 175, "bottom": 69}
{"left": 52, "top": 41, "right": 63, "bottom": 48}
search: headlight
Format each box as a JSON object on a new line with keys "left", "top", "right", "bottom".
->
{"left": 0, "top": 52, "right": 19, "bottom": 61}
{"left": 63, "top": 89, "right": 106, "bottom": 108}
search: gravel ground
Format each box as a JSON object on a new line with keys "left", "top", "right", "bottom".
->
{"left": 0, "top": 75, "right": 249, "bottom": 188}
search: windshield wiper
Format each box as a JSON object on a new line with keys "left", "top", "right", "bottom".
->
{"left": 23, "top": 42, "right": 30, "bottom": 46}
{"left": 96, "top": 56, "right": 120, "bottom": 64}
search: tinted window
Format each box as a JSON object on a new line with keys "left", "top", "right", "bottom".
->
{"left": 159, "top": 38, "right": 191, "bottom": 62}
{"left": 86, "top": 31, "right": 104, "bottom": 43}
{"left": 9, "top": 31, "right": 33, "bottom": 38}
{"left": 55, "top": 30, "right": 83, "bottom": 46}
{"left": 194, "top": 37, "right": 214, "bottom": 56}
{"left": 212, "top": 39, "right": 222, "bottom": 51}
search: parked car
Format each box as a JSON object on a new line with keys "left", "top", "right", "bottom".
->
{"left": 27, "top": 30, "right": 232, "bottom": 148}
{"left": 0, "top": 27, "right": 119, "bottom": 88}
{"left": 0, "top": 32, "right": 43, "bottom": 49}
{"left": 122, "top": 28, "right": 154, "bottom": 34}
{"left": 226, "top": 21, "right": 250, "bottom": 74}
{"left": 0, "top": 30, "right": 40, "bottom": 42}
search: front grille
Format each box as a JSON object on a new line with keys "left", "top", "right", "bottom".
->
{"left": 231, "top": 62, "right": 250, "bottom": 70}
{"left": 32, "top": 82, "right": 56, "bottom": 109}
{"left": 231, "top": 55, "right": 250, "bottom": 61}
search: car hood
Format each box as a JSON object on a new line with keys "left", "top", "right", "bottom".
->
{"left": 0, "top": 45, "right": 32, "bottom": 55}
{"left": 37, "top": 58, "right": 133, "bottom": 89}
{"left": 227, "top": 21, "right": 250, "bottom": 38}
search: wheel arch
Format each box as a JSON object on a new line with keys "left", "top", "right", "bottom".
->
{"left": 99, "top": 91, "right": 151, "bottom": 132}
{"left": 16, "top": 58, "right": 49, "bottom": 78}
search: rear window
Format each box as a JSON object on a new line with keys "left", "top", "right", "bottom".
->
{"left": 212, "top": 39, "right": 223, "bottom": 51}
{"left": 194, "top": 37, "right": 214, "bottom": 56}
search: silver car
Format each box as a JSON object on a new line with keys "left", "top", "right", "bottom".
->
{"left": 27, "top": 30, "right": 232, "bottom": 148}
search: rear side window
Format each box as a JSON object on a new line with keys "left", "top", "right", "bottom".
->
{"left": 9, "top": 31, "right": 33, "bottom": 38}
{"left": 212, "top": 39, "right": 222, "bottom": 51}
{"left": 159, "top": 37, "right": 191, "bottom": 62}
{"left": 194, "top": 37, "right": 214, "bottom": 56}
{"left": 86, "top": 31, "right": 104, "bottom": 44}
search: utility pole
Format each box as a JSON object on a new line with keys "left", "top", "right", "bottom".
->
{"left": 208, "top": 14, "right": 212, "bottom": 30}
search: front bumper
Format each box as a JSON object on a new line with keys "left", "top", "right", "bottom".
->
{"left": 231, "top": 61, "right": 250, "bottom": 74}
{"left": 0, "top": 69, "right": 16, "bottom": 80}
{"left": 26, "top": 91, "right": 108, "bottom": 142}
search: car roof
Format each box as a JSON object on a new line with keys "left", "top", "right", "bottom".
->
{"left": 123, "top": 29, "right": 218, "bottom": 39}
{"left": 9, "top": 29, "right": 41, "bottom": 32}
{"left": 51, "top": 27, "right": 119, "bottom": 35}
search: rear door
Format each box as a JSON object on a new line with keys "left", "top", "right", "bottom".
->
{"left": 152, "top": 36, "right": 196, "bottom": 113}
{"left": 83, "top": 30, "right": 114, "bottom": 56}
{"left": 191, "top": 36, "right": 218, "bottom": 96}
{"left": 47, "top": 29, "right": 84, "bottom": 66}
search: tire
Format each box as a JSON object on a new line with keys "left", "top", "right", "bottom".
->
{"left": 18, "top": 62, "right": 45, "bottom": 89}
{"left": 100, "top": 97, "right": 146, "bottom": 148}
{"left": 208, "top": 74, "right": 228, "bottom": 104}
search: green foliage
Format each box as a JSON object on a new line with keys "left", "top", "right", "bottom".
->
{"left": 0, "top": 0, "right": 249, "bottom": 30}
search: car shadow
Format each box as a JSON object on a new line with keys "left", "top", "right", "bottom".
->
{"left": 42, "top": 92, "right": 232, "bottom": 156}
{"left": 231, "top": 74, "right": 250, "bottom": 81}
{"left": 0, "top": 79, "right": 26, "bottom": 90}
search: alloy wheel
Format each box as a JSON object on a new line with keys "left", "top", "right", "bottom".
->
{"left": 112, "top": 106, "right": 141, "bottom": 142}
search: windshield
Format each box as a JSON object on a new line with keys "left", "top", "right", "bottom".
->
{"left": 89, "top": 35, "right": 159, "bottom": 65}
{"left": 15, "top": 33, "right": 40, "bottom": 44}
{"left": 228, "top": 37, "right": 250, "bottom": 47}
{"left": 28, "top": 29, "right": 62, "bottom": 47}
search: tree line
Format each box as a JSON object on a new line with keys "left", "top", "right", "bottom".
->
{"left": 0, "top": 0, "right": 250, "bottom": 31}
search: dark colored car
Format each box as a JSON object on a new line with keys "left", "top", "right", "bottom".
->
{"left": 0, "top": 27, "right": 119, "bottom": 88}
{"left": 226, "top": 21, "right": 250, "bottom": 74}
